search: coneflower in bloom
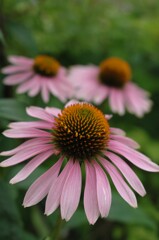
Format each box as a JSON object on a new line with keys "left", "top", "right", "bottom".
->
{"left": 0, "top": 100, "right": 158, "bottom": 224}
{"left": 68, "top": 57, "right": 152, "bottom": 117}
{"left": 1, "top": 55, "right": 72, "bottom": 103}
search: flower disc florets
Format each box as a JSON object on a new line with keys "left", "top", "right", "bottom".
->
{"left": 99, "top": 57, "right": 132, "bottom": 88}
{"left": 52, "top": 103, "right": 110, "bottom": 160}
{"left": 33, "top": 55, "right": 60, "bottom": 77}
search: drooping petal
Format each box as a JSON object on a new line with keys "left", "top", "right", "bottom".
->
{"left": 68, "top": 65, "right": 99, "bottom": 87}
{"left": 16, "top": 78, "right": 37, "bottom": 94}
{"left": 3, "top": 128, "right": 51, "bottom": 138}
{"left": 41, "top": 79, "right": 50, "bottom": 103}
{"left": 61, "top": 161, "right": 82, "bottom": 221}
{"left": 56, "top": 76, "right": 74, "bottom": 99}
{"left": 26, "top": 106, "right": 54, "bottom": 122}
{"left": 93, "top": 160, "right": 111, "bottom": 217}
{"left": 45, "top": 159, "right": 74, "bottom": 216}
{"left": 110, "top": 127, "right": 126, "bottom": 136}
{"left": 108, "top": 140, "right": 159, "bottom": 172}
{"left": 45, "top": 107, "right": 61, "bottom": 117}
{"left": 93, "top": 86, "right": 108, "bottom": 105}
{"left": 110, "top": 134, "right": 140, "bottom": 149}
{"left": 109, "top": 88, "right": 125, "bottom": 115}
{"left": 3, "top": 72, "right": 34, "bottom": 85}
{"left": 107, "top": 152, "right": 146, "bottom": 196}
{"left": 84, "top": 160, "right": 100, "bottom": 224}
{"left": 0, "top": 138, "right": 50, "bottom": 156}
{"left": 10, "top": 149, "right": 54, "bottom": 184}
{"left": 23, "top": 156, "right": 64, "bottom": 207}
{"left": 99, "top": 157, "right": 137, "bottom": 208}
{"left": 8, "top": 56, "right": 33, "bottom": 66}
{"left": 124, "top": 82, "right": 152, "bottom": 117}
{"left": 28, "top": 76, "right": 41, "bottom": 97}
{"left": 9, "top": 121, "right": 53, "bottom": 130}
{"left": 2, "top": 65, "right": 31, "bottom": 74}
{"left": 52, "top": 78, "right": 71, "bottom": 101}
{"left": 0, "top": 144, "right": 53, "bottom": 167}
{"left": 68, "top": 65, "right": 100, "bottom": 102}
{"left": 47, "top": 80, "right": 66, "bottom": 102}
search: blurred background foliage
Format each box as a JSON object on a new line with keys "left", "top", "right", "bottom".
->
{"left": 0, "top": 0, "right": 159, "bottom": 239}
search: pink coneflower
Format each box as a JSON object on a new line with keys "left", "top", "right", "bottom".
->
{"left": 2, "top": 55, "right": 72, "bottom": 103}
{"left": 68, "top": 57, "right": 152, "bottom": 117}
{"left": 0, "top": 100, "right": 158, "bottom": 224}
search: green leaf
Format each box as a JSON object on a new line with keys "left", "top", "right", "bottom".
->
{"left": 0, "top": 180, "right": 21, "bottom": 224}
{"left": 0, "top": 180, "right": 37, "bottom": 240}
{"left": 0, "top": 99, "right": 31, "bottom": 121}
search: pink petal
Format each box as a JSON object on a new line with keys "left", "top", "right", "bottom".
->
{"left": 0, "top": 138, "right": 50, "bottom": 156}
{"left": 68, "top": 65, "right": 100, "bottom": 102}
{"left": 8, "top": 56, "right": 33, "bottom": 66}
{"left": 9, "top": 121, "right": 53, "bottom": 129}
{"left": 84, "top": 160, "right": 100, "bottom": 224}
{"left": 47, "top": 80, "right": 66, "bottom": 102}
{"left": 99, "top": 157, "right": 137, "bottom": 208}
{"left": 126, "top": 82, "right": 150, "bottom": 98}
{"left": 105, "top": 114, "right": 112, "bottom": 120}
{"left": 108, "top": 140, "right": 159, "bottom": 172}
{"left": 0, "top": 144, "right": 53, "bottom": 167}
{"left": 41, "top": 80, "right": 50, "bottom": 103}
{"left": 56, "top": 77, "right": 74, "bottom": 99}
{"left": 16, "top": 79, "right": 37, "bottom": 94}
{"left": 3, "top": 128, "right": 51, "bottom": 138}
{"left": 74, "top": 78, "right": 99, "bottom": 102}
{"left": 65, "top": 99, "right": 79, "bottom": 108}
{"left": 107, "top": 152, "right": 146, "bottom": 196}
{"left": 20, "top": 75, "right": 40, "bottom": 96}
{"left": 2, "top": 65, "right": 31, "bottom": 74}
{"left": 124, "top": 83, "right": 152, "bottom": 117}
{"left": 23, "top": 156, "right": 64, "bottom": 207}
{"left": 109, "top": 88, "right": 125, "bottom": 115}
{"left": 45, "top": 107, "right": 61, "bottom": 117}
{"left": 110, "top": 134, "right": 140, "bottom": 149}
{"left": 93, "top": 160, "right": 111, "bottom": 217}
{"left": 110, "top": 127, "right": 126, "bottom": 136}
{"left": 45, "top": 159, "right": 74, "bottom": 215}
{"left": 28, "top": 77, "right": 41, "bottom": 96}
{"left": 10, "top": 149, "right": 54, "bottom": 184}
{"left": 68, "top": 65, "right": 98, "bottom": 87}
{"left": 3, "top": 72, "right": 34, "bottom": 85}
{"left": 61, "top": 161, "right": 82, "bottom": 221}
{"left": 93, "top": 86, "right": 108, "bottom": 105}
{"left": 26, "top": 106, "right": 54, "bottom": 123}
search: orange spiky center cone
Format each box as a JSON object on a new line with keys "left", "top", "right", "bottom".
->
{"left": 52, "top": 103, "right": 110, "bottom": 160}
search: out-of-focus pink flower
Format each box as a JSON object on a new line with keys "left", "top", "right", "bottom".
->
{"left": 1, "top": 100, "right": 158, "bottom": 224}
{"left": 68, "top": 57, "right": 152, "bottom": 117}
{"left": 2, "top": 55, "right": 72, "bottom": 103}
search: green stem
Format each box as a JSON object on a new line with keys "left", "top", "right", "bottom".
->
{"left": 45, "top": 214, "right": 64, "bottom": 240}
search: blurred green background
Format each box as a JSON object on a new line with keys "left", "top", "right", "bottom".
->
{"left": 0, "top": 0, "right": 159, "bottom": 239}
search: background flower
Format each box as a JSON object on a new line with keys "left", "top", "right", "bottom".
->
{"left": 2, "top": 55, "right": 72, "bottom": 103}
{"left": 68, "top": 57, "right": 152, "bottom": 117}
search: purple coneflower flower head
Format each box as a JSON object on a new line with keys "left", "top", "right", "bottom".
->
{"left": 1, "top": 55, "right": 72, "bottom": 103}
{"left": 0, "top": 100, "right": 158, "bottom": 224}
{"left": 68, "top": 57, "right": 152, "bottom": 117}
